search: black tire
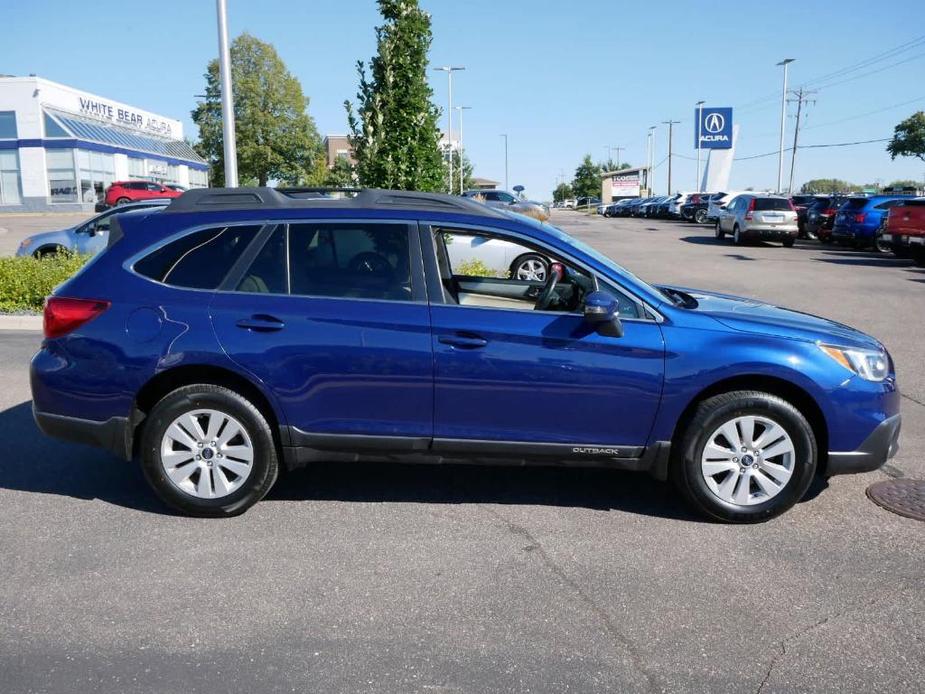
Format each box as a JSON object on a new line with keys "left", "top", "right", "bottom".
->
{"left": 819, "top": 235, "right": 832, "bottom": 244}
{"left": 873, "top": 236, "right": 891, "bottom": 254}
{"left": 733, "top": 225, "right": 744, "bottom": 246}
{"left": 694, "top": 209, "right": 708, "bottom": 225}
{"left": 714, "top": 222, "right": 725, "bottom": 239}
{"left": 912, "top": 248, "right": 925, "bottom": 268}
{"left": 35, "top": 245, "right": 65, "bottom": 259}
{"left": 115, "top": 197, "right": 131, "bottom": 206}
{"left": 782, "top": 237, "right": 795, "bottom": 248}
{"left": 672, "top": 391, "right": 817, "bottom": 523}
{"left": 804, "top": 227, "right": 819, "bottom": 241}
{"left": 510, "top": 253, "right": 548, "bottom": 281}
{"left": 140, "top": 384, "right": 279, "bottom": 517}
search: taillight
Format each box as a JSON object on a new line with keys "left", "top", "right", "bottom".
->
{"left": 744, "top": 198, "right": 756, "bottom": 220}
{"left": 854, "top": 213, "right": 866, "bottom": 224}
{"left": 824, "top": 208, "right": 836, "bottom": 216}
{"left": 43, "top": 297, "right": 110, "bottom": 339}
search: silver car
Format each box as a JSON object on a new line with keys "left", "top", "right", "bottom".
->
{"left": 714, "top": 194, "right": 799, "bottom": 247}
{"left": 16, "top": 200, "right": 171, "bottom": 258}
{"left": 462, "top": 189, "right": 550, "bottom": 221}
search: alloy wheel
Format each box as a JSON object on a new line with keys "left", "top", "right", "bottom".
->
{"left": 515, "top": 259, "right": 547, "bottom": 282}
{"left": 700, "top": 415, "right": 795, "bottom": 506}
{"left": 160, "top": 409, "right": 255, "bottom": 499}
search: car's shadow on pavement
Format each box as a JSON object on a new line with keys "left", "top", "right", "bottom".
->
{"left": 0, "top": 400, "right": 828, "bottom": 520}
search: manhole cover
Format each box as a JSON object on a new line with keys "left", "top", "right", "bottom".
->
{"left": 866, "top": 479, "right": 925, "bottom": 521}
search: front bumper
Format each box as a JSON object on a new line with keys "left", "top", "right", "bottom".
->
{"left": 33, "top": 406, "right": 133, "bottom": 460}
{"left": 827, "top": 414, "right": 901, "bottom": 475}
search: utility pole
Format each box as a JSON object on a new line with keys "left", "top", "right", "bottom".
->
{"left": 787, "top": 87, "right": 816, "bottom": 195}
{"left": 613, "top": 146, "right": 624, "bottom": 168}
{"left": 455, "top": 105, "right": 472, "bottom": 194}
{"left": 662, "top": 120, "right": 680, "bottom": 195}
{"left": 215, "top": 0, "right": 238, "bottom": 187}
{"left": 433, "top": 66, "right": 465, "bottom": 194}
{"left": 695, "top": 100, "right": 705, "bottom": 191}
{"left": 500, "top": 134, "right": 508, "bottom": 190}
{"left": 776, "top": 58, "right": 795, "bottom": 194}
{"left": 647, "top": 126, "right": 656, "bottom": 195}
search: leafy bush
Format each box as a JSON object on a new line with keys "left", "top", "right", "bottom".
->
{"left": 0, "top": 253, "right": 90, "bottom": 313}
{"left": 455, "top": 259, "right": 509, "bottom": 278}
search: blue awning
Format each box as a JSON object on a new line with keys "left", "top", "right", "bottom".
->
{"left": 44, "top": 109, "right": 207, "bottom": 166}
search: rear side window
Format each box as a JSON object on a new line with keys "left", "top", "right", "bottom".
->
{"left": 845, "top": 198, "right": 868, "bottom": 209}
{"left": 754, "top": 198, "right": 792, "bottom": 211}
{"left": 135, "top": 225, "right": 261, "bottom": 289}
{"left": 237, "top": 222, "right": 413, "bottom": 302}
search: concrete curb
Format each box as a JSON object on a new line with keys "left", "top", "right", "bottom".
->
{"left": 0, "top": 314, "right": 42, "bottom": 331}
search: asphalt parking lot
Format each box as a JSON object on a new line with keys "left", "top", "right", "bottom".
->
{"left": 0, "top": 209, "right": 922, "bottom": 693}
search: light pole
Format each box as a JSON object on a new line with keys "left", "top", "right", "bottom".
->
{"left": 433, "top": 66, "right": 465, "bottom": 194}
{"left": 647, "top": 126, "right": 656, "bottom": 195}
{"left": 695, "top": 100, "right": 705, "bottom": 191}
{"left": 215, "top": 0, "right": 238, "bottom": 187}
{"left": 500, "top": 134, "right": 508, "bottom": 191}
{"left": 455, "top": 105, "right": 472, "bottom": 194}
{"left": 662, "top": 120, "right": 680, "bottom": 195}
{"left": 776, "top": 58, "right": 795, "bottom": 194}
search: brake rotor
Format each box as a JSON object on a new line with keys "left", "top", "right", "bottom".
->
{"left": 866, "top": 479, "right": 925, "bottom": 522}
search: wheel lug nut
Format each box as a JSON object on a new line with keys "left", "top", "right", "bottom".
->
{"left": 195, "top": 455, "right": 201, "bottom": 460}
{"left": 733, "top": 457, "right": 739, "bottom": 462}
{"left": 210, "top": 441, "right": 216, "bottom": 446}
{"left": 741, "top": 447, "right": 747, "bottom": 452}
{"left": 197, "top": 442, "right": 203, "bottom": 448}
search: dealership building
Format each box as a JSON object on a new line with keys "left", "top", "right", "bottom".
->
{"left": 0, "top": 75, "right": 208, "bottom": 212}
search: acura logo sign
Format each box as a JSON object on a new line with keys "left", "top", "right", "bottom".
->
{"left": 704, "top": 112, "right": 725, "bottom": 133}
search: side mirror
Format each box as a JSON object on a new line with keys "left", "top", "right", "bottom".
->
{"left": 583, "top": 290, "right": 623, "bottom": 338}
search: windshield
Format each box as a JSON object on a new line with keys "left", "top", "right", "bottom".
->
{"left": 539, "top": 221, "right": 672, "bottom": 305}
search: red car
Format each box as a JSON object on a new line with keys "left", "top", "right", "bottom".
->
{"left": 104, "top": 180, "right": 183, "bottom": 207}
{"left": 882, "top": 197, "right": 925, "bottom": 266}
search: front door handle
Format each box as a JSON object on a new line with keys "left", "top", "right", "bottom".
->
{"left": 235, "top": 315, "right": 285, "bottom": 332}
{"left": 439, "top": 333, "right": 488, "bottom": 349}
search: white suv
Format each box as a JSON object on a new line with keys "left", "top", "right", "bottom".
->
{"left": 707, "top": 191, "right": 750, "bottom": 223}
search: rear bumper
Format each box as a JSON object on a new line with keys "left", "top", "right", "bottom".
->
{"left": 33, "top": 407, "right": 133, "bottom": 461}
{"left": 881, "top": 232, "right": 925, "bottom": 248}
{"left": 827, "top": 414, "right": 901, "bottom": 476}
{"left": 742, "top": 226, "right": 798, "bottom": 240}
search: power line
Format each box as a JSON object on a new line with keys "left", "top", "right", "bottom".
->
{"left": 802, "top": 94, "right": 925, "bottom": 131}
{"left": 787, "top": 88, "right": 816, "bottom": 194}
{"left": 734, "top": 137, "right": 890, "bottom": 161}
{"left": 801, "top": 34, "right": 925, "bottom": 87}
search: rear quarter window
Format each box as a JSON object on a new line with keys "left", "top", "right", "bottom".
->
{"left": 134, "top": 224, "right": 261, "bottom": 289}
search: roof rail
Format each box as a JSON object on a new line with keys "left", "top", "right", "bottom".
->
{"left": 165, "top": 186, "right": 505, "bottom": 217}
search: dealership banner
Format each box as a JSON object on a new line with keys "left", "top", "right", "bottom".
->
{"left": 696, "top": 107, "right": 733, "bottom": 149}
{"left": 611, "top": 172, "right": 640, "bottom": 196}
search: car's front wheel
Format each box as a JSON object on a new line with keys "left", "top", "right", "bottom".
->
{"left": 140, "top": 384, "right": 279, "bottom": 517}
{"left": 714, "top": 222, "right": 725, "bottom": 239}
{"left": 694, "top": 209, "right": 708, "bottom": 224}
{"left": 115, "top": 197, "right": 131, "bottom": 206}
{"left": 672, "top": 391, "right": 817, "bottom": 523}
{"left": 733, "top": 225, "right": 744, "bottom": 245}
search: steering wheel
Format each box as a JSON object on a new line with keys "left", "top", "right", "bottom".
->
{"left": 348, "top": 252, "right": 393, "bottom": 278}
{"left": 534, "top": 262, "right": 564, "bottom": 311}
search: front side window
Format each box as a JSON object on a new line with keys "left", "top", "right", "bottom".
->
{"left": 0, "top": 112, "right": 17, "bottom": 139}
{"left": 0, "top": 150, "right": 21, "bottom": 205}
{"left": 435, "top": 228, "right": 641, "bottom": 317}
{"left": 135, "top": 225, "right": 261, "bottom": 289}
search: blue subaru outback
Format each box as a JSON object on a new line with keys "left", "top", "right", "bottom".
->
{"left": 31, "top": 188, "right": 901, "bottom": 522}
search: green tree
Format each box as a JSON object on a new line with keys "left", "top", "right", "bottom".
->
{"left": 192, "top": 33, "right": 323, "bottom": 186}
{"left": 346, "top": 0, "right": 445, "bottom": 191}
{"left": 552, "top": 182, "right": 573, "bottom": 202}
{"left": 571, "top": 154, "right": 602, "bottom": 199}
{"left": 324, "top": 157, "right": 357, "bottom": 187}
{"left": 600, "top": 160, "right": 631, "bottom": 173}
{"left": 887, "top": 111, "right": 925, "bottom": 163}
{"left": 885, "top": 179, "right": 920, "bottom": 189}
{"left": 447, "top": 150, "right": 474, "bottom": 192}
{"left": 800, "top": 178, "right": 859, "bottom": 194}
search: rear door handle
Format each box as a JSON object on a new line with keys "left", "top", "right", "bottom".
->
{"left": 439, "top": 333, "right": 488, "bottom": 349}
{"left": 235, "top": 315, "right": 285, "bottom": 332}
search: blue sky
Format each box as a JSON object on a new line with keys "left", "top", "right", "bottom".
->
{"left": 5, "top": 0, "right": 925, "bottom": 197}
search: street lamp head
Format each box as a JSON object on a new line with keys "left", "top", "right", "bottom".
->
{"left": 434, "top": 65, "right": 466, "bottom": 72}
{"left": 776, "top": 58, "right": 795, "bottom": 66}
{"left": 695, "top": 100, "right": 705, "bottom": 106}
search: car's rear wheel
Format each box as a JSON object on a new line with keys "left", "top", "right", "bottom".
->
{"left": 695, "top": 209, "right": 708, "bottom": 224}
{"left": 714, "top": 222, "right": 725, "bottom": 239}
{"left": 911, "top": 248, "right": 925, "bottom": 268}
{"left": 672, "top": 391, "right": 817, "bottom": 523}
{"left": 115, "top": 197, "right": 131, "bottom": 206}
{"left": 873, "top": 236, "right": 891, "bottom": 253}
{"left": 782, "top": 237, "right": 795, "bottom": 248}
{"left": 510, "top": 254, "right": 548, "bottom": 282}
{"left": 804, "top": 227, "right": 819, "bottom": 240}
{"left": 140, "top": 384, "right": 279, "bottom": 517}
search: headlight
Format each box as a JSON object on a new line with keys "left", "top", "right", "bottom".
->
{"left": 20, "top": 238, "right": 32, "bottom": 248}
{"left": 818, "top": 344, "right": 888, "bottom": 381}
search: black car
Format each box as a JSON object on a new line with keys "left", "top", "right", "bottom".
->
{"left": 804, "top": 195, "right": 848, "bottom": 242}
{"left": 790, "top": 195, "right": 818, "bottom": 238}
{"left": 681, "top": 193, "right": 717, "bottom": 224}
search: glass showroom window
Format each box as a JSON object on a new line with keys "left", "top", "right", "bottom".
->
{"left": 0, "top": 150, "right": 22, "bottom": 205}
{"left": 46, "top": 149, "right": 78, "bottom": 203}
{"left": 188, "top": 168, "right": 208, "bottom": 188}
{"left": 76, "top": 149, "right": 115, "bottom": 203}
{"left": 167, "top": 164, "right": 179, "bottom": 183}
{"left": 128, "top": 157, "right": 146, "bottom": 179}
{"left": 0, "top": 111, "right": 17, "bottom": 139}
